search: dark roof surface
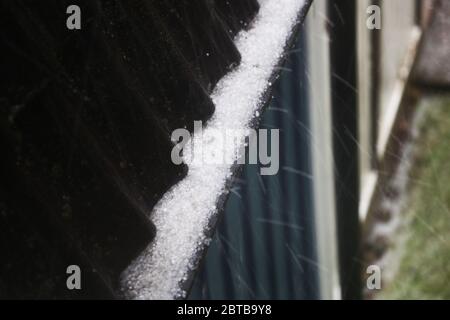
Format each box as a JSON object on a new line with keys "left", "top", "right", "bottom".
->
{"left": 0, "top": 0, "right": 259, "bottom": 299}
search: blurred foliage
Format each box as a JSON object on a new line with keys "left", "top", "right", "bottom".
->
{"left": 381, "top": 95, "right": 450, "bottom": 299}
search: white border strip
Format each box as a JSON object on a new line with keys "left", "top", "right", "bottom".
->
{"left": 306, "top": 0, "right": 342, "bottom": 300}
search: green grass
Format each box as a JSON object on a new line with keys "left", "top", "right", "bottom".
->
{"left": 380, "top": 95, "right": 450, "bottom": 299}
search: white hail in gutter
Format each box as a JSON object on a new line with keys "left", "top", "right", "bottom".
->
{"left": 120, "top": 0, "right": 306, "bottom": 300}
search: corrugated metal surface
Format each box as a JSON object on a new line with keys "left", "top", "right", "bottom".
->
{"left": 189, "top": 29, "right": 321, "bottom": 299}
{"left": 0, "top": 0, "right": 260, "bottom": 299}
